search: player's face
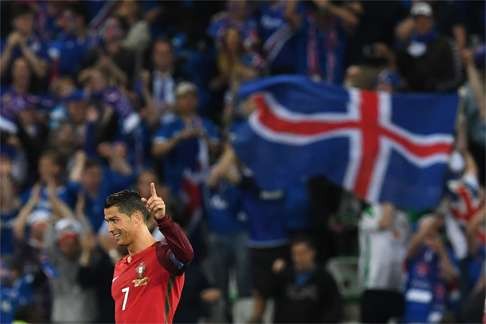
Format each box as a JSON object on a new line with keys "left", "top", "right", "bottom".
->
{"left": 104, "top": 206, "right": 136, "bottom": 246}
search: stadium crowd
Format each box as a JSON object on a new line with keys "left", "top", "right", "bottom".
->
{"left": 0, "top": 0, "right": 484, "bottom": 323}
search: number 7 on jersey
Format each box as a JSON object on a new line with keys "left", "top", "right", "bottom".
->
{"left": 121, "top": 287, "right": 130, "bottom": 311}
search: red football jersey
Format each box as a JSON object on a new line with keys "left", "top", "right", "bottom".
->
{"left": 112, "top": 242, "right": 185, "bottom": 323}
{"left": 111, "top": 216, "right": 193, "bottom": 324}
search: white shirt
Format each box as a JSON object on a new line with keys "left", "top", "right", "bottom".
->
{"left": 359, "top": 204, "right": 410, "bottom": 291}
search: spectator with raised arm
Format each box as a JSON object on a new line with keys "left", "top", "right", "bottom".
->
{"left": 0, "top": 4, "right": 48, "bottom": 82}
{"left": 152, "top": 82, "right": 219, "bottom": 196}
{"left": 462, "top": 47, "right": 485, "bottom": 185}
{"left": 69, "top": 147, "right": 134, "bottom": 232}
{"left": 403, "top": 215, "right": 459, "bottom": 323}
{"left": 395, "top": 2, "right": 462, "bottom": 92}
{"left": 358, "top": 203, "right": 410, "bottom": 323}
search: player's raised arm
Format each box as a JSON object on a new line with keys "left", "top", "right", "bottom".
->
{"left": 143, "top": 182, "right": 194, "bottom": 274}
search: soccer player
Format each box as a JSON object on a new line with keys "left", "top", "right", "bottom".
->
{"left": 104, "top": 183, "right": 193, "bottom": 323}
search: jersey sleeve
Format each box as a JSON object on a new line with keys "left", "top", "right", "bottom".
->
{"left": 155, "top": 217, "right": 194, "bottom": 275}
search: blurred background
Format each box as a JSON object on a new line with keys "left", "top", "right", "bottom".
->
{"left": 0, "top": 0, "right": 484, "bottom": 323}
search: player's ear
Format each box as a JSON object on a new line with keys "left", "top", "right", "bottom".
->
{"left": 132, "top": 211, "right": 145, "bottom": 225}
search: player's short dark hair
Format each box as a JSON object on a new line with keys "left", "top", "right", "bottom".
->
{"left": 105, "top": 190, "right": 150, "bottom": 222}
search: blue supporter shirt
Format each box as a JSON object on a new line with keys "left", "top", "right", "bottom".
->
{"left": 239, "top": 173, "right": 288, "bottom": 248}
{"left": 403, "top": 246, "right": 456, "bottom": 323}
{"left": 49, "top": 33, "right": 95, "bottom": 76}
{"left": 21, "top": 182, "right": 79, "bottom": 212}
{"left": 0, "top": 34, "right": 49, "bottom": 66}
{"left": 153, "top": 115, "right": 219, "bottom": 193}
{"left": 0, "top": 275, "right": 33, "bottom": 324}
{"left": 203, "top": 181, "right": 246, "bottom": 236}
{"left": 257, "top": 2, "right": 302, "bottom": 73}
{"left": 294, "top": 13, "right": 347, "bottom": 84}
{"left": 285, "top": 179, "right": 311, "bottom": 232}
{"left": 207, "top": 13, "right": 258, "bottom": 49}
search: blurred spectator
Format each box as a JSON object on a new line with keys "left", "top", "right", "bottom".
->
{"left": 2, "top": 57, "right": 36, "bottom": 120}
{"left": 21, "top": 150, "right": 77, "bottom": 212}
{"left": 396, "top": 1, "right": 467, "bottom": 53}
{"left": 173, "top": 262, "right": 221, "bottom": 324}
{"left": 212, "top": 26, "right": 263, "bottom": 96}
{"left": 140, "top": 38, "right": 186, "bottom": 117}
{"left": 256, "top": 0, "right": 300, "bottom": 75}
{"left": 43, "top": 213, "right": 97, "bottom": 322}
{"left": 117, "top": 0, "right": 151, "bottom": 53}
{"left": 358, "top": 203, "right": 409, "bottom": 323}
{"left": 462, "top": 47, "right": 485, "bottom": 185}
{"left": 83, "top": 16, "right": 135, "bottom": 87}
{"left": 0, "top": 154, "right": 20, "bottom": 256}
{"left": 208, "top": 0, "right": 258, "bottom": 50}
{"left": 346, "top": 1, "right": 403, "bottom": 66}
{"left": 293, "top": 0, "right": 359, "bottom": 83}
{"left": 205, "top": 154, "right": 251, "bottom": 321}
{"left": 0, "top": 4, "right": 48, "bottom": 83}
{"left": 270, "top": 236, "right": 343, "bottom": 323}
{"left": 458, "top": 199, "right": 486, "bottom": 323}
{"left": 1, "top": 58, "right": 51, "bottom": 183}
{"left": 209, "top": 145, "right": 289, "bottom": 323}
{"left": 69, "top": 150, "right": 133, "bottom": 231}
{"left": 152, "top": 82, "right": 219, "bottom": 196}
{"left": 48, "top": 4, "right": 95, "bottom": 79}
{"left": 0, "top": 258, "right": 34, "bottom": 324}
{"left": 77, "top": 227, "right": 115, "bottom": 323}
{"left": 395, "top": 2, "right": 462, "bottom": 92}
{"left": 403, "top": 215, "right": 459, "bottom": 323}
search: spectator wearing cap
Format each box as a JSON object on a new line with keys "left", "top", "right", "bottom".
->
{"left": 43, "top": 214, "right": 97, "bottom": 323}
{"left": 0, "top": 4, "right": 48, "bottom": 82}
{"left": 152, "top": 82, "right": 219, "bottom": 197}
{"left": 12, "top": 182, "right": 77, "bottom": 322}
{"left": 395, "top": 2, "right": 462, "bottom": 92}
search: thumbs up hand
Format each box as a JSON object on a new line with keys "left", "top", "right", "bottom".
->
{"left": 141, "top": 182, "right": 166, "bottom": 220}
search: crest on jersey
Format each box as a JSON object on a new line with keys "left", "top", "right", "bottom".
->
{"left": 132, "top": 262, "right": 149, "bottom": 287}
